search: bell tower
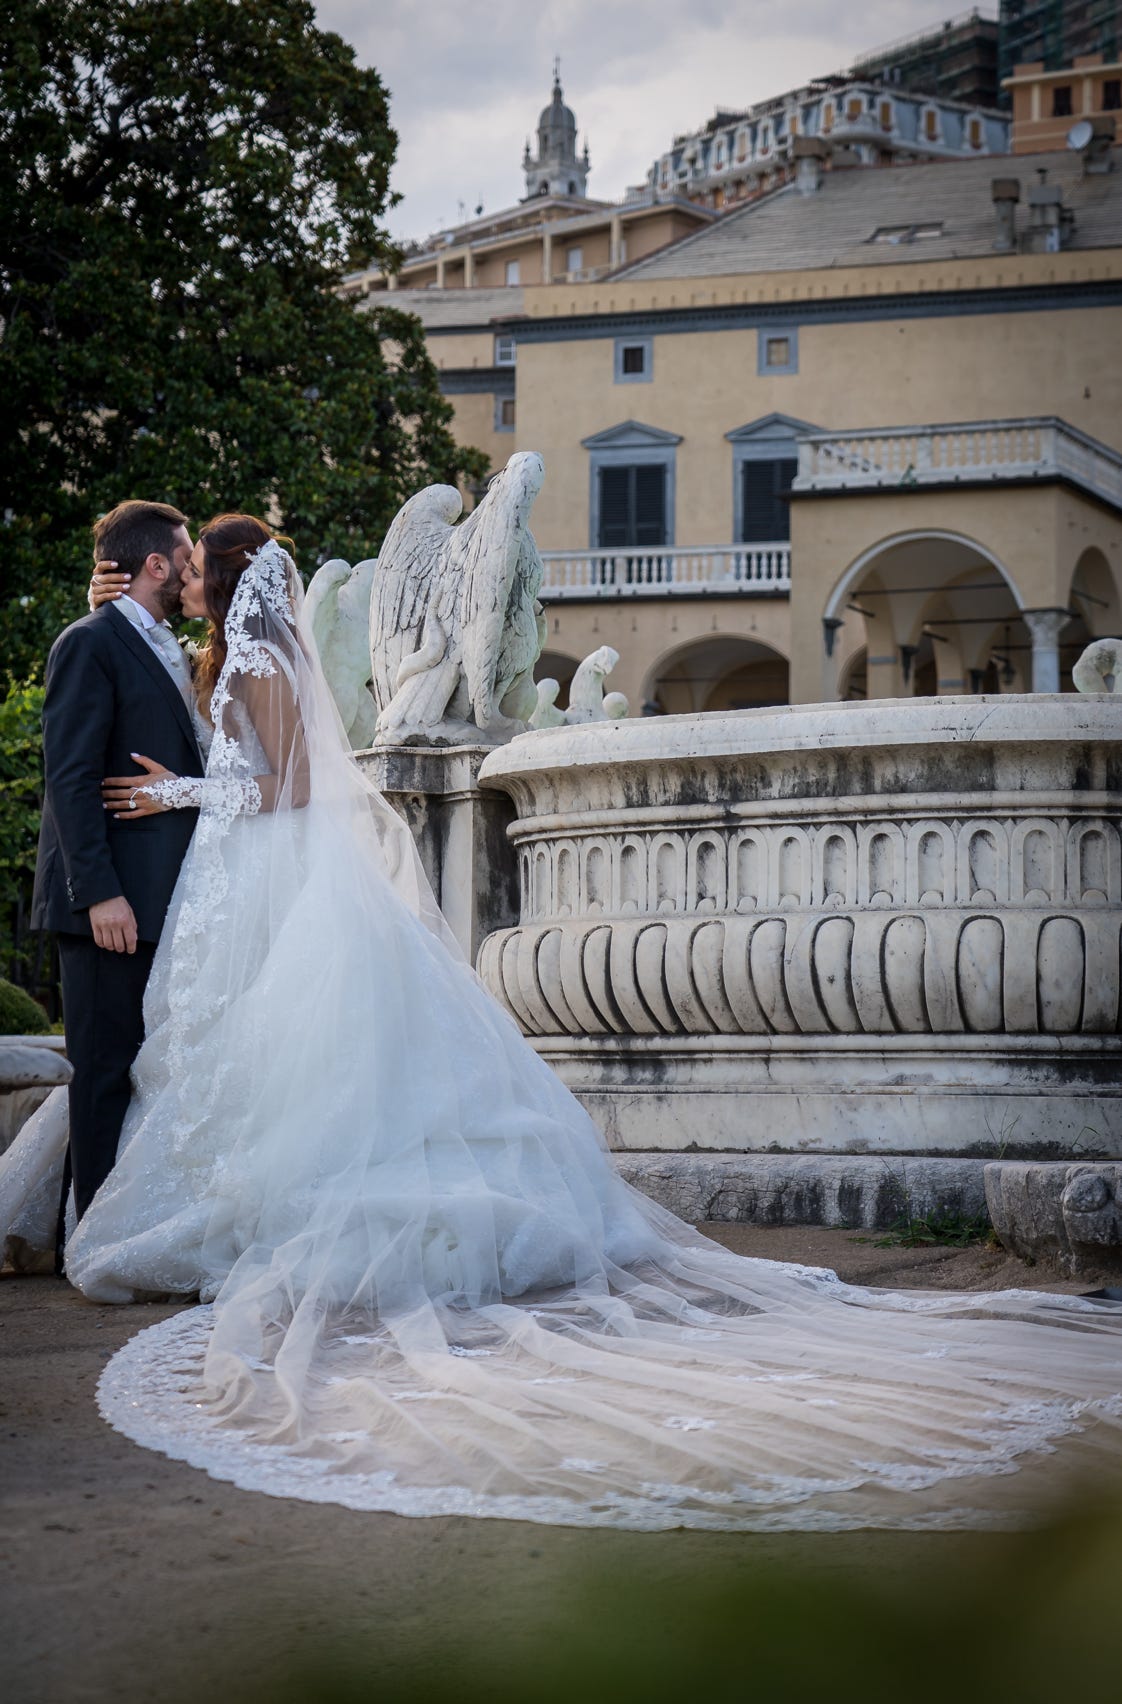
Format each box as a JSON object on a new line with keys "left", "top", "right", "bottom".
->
{"left": 522, "top": 60, "right": 590, "bottom": 199}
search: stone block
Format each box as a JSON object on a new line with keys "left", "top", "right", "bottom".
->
{"left": 617, "top": 1151, "right": 990, "bottom": 1230}
{"left": 984, "top": 1160, "right": 1122, "bottom": 1275}
{"left": 0, "top": 1037, "right": 71, "bottom": 1154}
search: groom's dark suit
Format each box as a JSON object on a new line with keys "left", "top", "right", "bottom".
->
{"left": 32, "top": 602, "right": 205, "bottom": 1215}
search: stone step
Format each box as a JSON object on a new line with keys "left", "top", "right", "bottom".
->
{"left": 615, "top": 1151, "right": 990, "bottom": 1231}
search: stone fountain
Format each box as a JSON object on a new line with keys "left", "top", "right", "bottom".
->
{"left": 474, "top": 695, "right": 1122, "bottom": 1230}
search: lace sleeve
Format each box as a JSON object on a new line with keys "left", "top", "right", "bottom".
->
{"left": 140, "top": 775, "right": 263, "bottom": 814}
{"left": 142, "top": 642, "right": 310, "bottom": 817}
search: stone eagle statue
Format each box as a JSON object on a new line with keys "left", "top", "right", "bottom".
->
{"left": 1073, "top": 637, "right": 1122, "bottom": 694}
{"left": 304, "top": 556, "right": 380, "bottom": 748}
{"left": 370, "top": 451, "right": 548, "bottom": 746}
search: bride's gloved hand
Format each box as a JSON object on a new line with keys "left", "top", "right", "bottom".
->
{"left": 102, "top": 754, "right": 176, "bottom": 819}
{"left": 89, "top": 561, "right": 132, "bottom": 610}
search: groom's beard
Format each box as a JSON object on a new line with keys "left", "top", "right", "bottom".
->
{"left": 155, "top": 582, "right": 182, "bottom": 622}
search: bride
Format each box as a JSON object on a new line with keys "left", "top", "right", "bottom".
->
{"left": 3, "top": 513, "right": 1120, "bottom": 1532}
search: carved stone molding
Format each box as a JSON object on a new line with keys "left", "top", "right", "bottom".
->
{"left": 477, "top": 698, "right": 1122, "bottom": 1154}
{"left": 478, "top": 905, "right": 1122, "bottom": 1039}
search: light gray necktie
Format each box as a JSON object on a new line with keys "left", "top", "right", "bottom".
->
{"left": 147, "top": 619, "right": 195, "bottom": 706}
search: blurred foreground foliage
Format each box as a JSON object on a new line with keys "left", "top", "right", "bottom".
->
{"left": 242, "top": 1491, "right": 1122, "bottom": 1704}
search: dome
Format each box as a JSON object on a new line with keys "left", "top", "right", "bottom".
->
{"left": 539, "top": 76, "right": 576, "bottom": 139}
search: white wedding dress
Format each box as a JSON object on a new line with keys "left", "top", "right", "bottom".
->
{"left": 3, "top": 543, "right": 1121, "bottom": 1532}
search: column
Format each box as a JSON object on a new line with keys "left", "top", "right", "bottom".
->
{"left": 463, "top": 247, "right": 475, "bottom": 288}
{"left": 1022, "top": 608, "right": 1069, "bottom": 693}
{"left": 609, "top": 214, "right": 623, "bottom": 269}
{"left": 541, "top": 228, "right": 553, "bottom": 284}
{"left": 435, "top": 254, "right": 446, "bottom": 288}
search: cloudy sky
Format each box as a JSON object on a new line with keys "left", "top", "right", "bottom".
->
{"left": 314, "top": 2, "right": 996, "bottom": 241}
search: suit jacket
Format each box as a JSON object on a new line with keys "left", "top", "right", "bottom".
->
{"left": 32, "top": 603, "right": 206, "bottom": 943}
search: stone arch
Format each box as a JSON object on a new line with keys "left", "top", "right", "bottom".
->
{"left": 641, "top": 634, "right": 789, "bottom": 715}
{"left": 824, "top": 531, "right": 1025, "bottom": 700}
{"left": 1068, "top": 546, "right": 1122, "bottom": 640}
{"left": 824, "top": 530, "right": 1025, "bottom": 623}
{"left": 535, "top": 648, "right": 581, "bottom": 711}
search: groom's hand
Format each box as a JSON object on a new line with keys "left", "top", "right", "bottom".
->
{"left": 88, "top": 896, "right": 139, "bottom": 954}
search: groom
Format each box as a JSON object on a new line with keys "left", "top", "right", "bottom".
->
{"left": 32, "top": 500, "right": 206, "bottom": 1221}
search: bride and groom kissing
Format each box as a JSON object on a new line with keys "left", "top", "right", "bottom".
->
{"left": 5, "top": 495, "right": 1120, "bottom": 1531}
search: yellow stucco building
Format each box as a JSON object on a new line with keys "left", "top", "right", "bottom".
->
{"left": 368, "top": 140, "right": 1122, "bottom": 717}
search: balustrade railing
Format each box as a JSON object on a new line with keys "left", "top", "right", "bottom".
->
{"left": 795, "top": 417, "right": 1122, "bottom": 510}
{"left": 538, "top": 543, "right": 791, "bottom": 600}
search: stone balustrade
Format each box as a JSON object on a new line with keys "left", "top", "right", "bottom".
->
{"left": 538, "top": 543, "right": 790, "bottom": 601}
{"left": 794, "top": 416, "right": 1122, "bottom": 509}
{"left": 477, "top": 696, "right": 1122, "bottom": 1156}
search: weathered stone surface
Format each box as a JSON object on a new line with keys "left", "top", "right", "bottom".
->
{"left": 617, "top": 1151, "right": 990, "bottom": 1230}
{"left": 357, "top": 743, "right": 519, "bottom": 963}
{"left": 0, "top": 1037, "right": 71, "bottom": 1154}
{"left": 478, "top": 697, "right": 1122, "bottom": 1157}
{"left": 985, "top": 1160, "right": 1122, "bottom": 1275}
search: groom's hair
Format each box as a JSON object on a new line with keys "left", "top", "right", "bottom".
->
{"left": 93, "top": 500, "right": 189, "bottom": 576}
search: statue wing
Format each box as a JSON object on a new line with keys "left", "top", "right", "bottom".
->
{"left": 369, "top": 486, "right": 463, "bottom": 710}
{"left": 305, "top": 558, "right": 355, "bottom": 661}
{"left": 459, "top": 452, "right": 544, "bottom": 726}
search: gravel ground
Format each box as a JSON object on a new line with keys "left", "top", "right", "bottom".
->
{"left": 1, "top": 1226, "right": 1115, "bottom": 1703}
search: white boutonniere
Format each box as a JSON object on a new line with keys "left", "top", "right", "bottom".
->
{"left": 179, "top": 637, "right": 200, "bottom": 667}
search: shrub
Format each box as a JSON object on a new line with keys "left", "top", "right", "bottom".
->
{"left": 0, "top": 975, "right": 50, "bottom": 1035}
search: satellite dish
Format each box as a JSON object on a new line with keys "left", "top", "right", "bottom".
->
{"left": 1067, "top": 119, "right": 1094, "bottom": 151}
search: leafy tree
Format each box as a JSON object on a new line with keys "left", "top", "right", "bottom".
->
{"left": 0, "top": 0, "right": 487, "bottom": 688}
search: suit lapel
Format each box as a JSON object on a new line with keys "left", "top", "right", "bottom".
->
{"left": 101, "top": 603, "right": 199, "bottom": 752}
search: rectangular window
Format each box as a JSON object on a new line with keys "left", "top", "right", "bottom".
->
{"left": 1052, "top": 85, "right": 1073, "bottom": 117}
{"left": 495, "top": 397, "right": 515, "bottom": 432}
{"left": 565, "top": 246, "right": 583, "bottom": 273}
{"left": 598, "top": 465, "right": 667, "bottom": 548}
{"left": 1103, "top": 80, "right": 1121, "bottom": 111}
{"left": 924, "top": 110, "right": 938, "bottom": 140}
{"left": 757, "top": 327, "right": 798, "bottom": 374}
{"left": 493, "top": 334, "right": 516, "bottom": 366}
{"left": 614, "top": 336, "right": 652, "bottom": 383}
{"left": 740, "top": 459, "right": 796, "bottom": 543}
{"left": 504, "top": 259, "right": 521, "bottom": 286}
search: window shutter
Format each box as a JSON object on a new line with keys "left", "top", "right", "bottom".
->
{"left": 740, "top": 458, "right": 796, "bottom": 542}
{"left": 598, "top": 464, "right": 668, "bottom": 548}
{"left": 633, "top": 465, "right": 666, "bottom": 546}
{"left": 599, "top": 467, "right": 632, "bottom": 547}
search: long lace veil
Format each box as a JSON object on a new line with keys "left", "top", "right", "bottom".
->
{"left": 89, "top": 540, "right": 1122, "bottom": 1532}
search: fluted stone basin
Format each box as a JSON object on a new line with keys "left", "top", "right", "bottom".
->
{"left": 477, "top": 696, "right": 1122, "bottom": 1157}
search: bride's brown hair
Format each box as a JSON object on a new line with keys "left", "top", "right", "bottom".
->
{"left": 194, "top": 513, "right": 295, "bottom": 703}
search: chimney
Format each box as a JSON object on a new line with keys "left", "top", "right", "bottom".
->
{"left": 991, "top": 176, "right": 1020, "bottom": 251}
{"left": 1025, "top": 168, "right": 1072, "bottom": 253}
{"left": 791, "top": 135, "right": 828, "bottom": 194}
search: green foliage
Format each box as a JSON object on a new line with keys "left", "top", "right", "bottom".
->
{"left": 871, "top": 1209, "right": 993, "bottom": 1249}
{"left": 0, "top": 974, "right": 50, "bottom": 1035}
{"left": 0, "top": 685, "right": 46, "bottom": 992}
{"left": 0, "top": 0, "right": 488, "bottom": 688}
